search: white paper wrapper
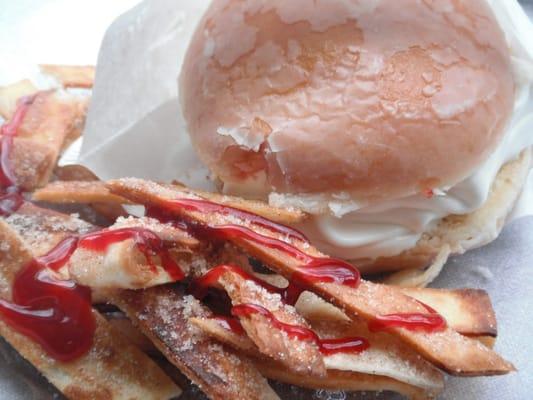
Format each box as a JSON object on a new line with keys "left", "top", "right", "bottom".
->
{"left": 79, "top": 0, "right": 215, "bottom": 190}
{"left": 1, "top": 1, "right": 533, "bottom": 399}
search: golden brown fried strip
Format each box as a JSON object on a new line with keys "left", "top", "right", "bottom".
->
{"left": 8, "top": 138, "right": 57, "bottom": 190}
{"left": 34, "top": 180, "right": 133, "bottom": 204}
{"left": 18, "top": 90, "right": 87, "bottom": 153}
{"left": 34, "top": 179, "right": 306, "bottom": 224}
{"left": 256, "top": 273, "right": 498, "bottom": 339}
{"left": 4, "top": 202, "right": 95, "bottom": 256}
{"left": 112, "top": 286, "right": 279, "bottom": 400}
{"left": 0, "top": 80, "right": 38, "bottom": 119}
{"left": 2, "top": 89, "right": 88, "bottom": 190}
{"left": 258, "top": 363, "right": 433, "bottom": 400}
{"left": 218, "top": 270, "right": 326, "bottom": 377}
{"left": 6, "top": 203, "right": 201, "bottom": 289}
{"left": 0, "top": 219, "right": 181, "bottom": 400}
{"left": 104, "top": 313, "right": 158, "bottom": 355}
{"left": 4, "top": 204, "right": 276, "bottom": 398}
{"left": 39, "top": 64, "right": 95, "bottom": 88}
{"left": 67, "top": 216, "right": 203, "bottom": 289}
{"left": 190, "top": 318, "right": 442, "bottom": 399}
{"left": 402, "top": 287, "right": 497, "bottom": 338}
{"left": 53, "top": 165, "right": 130, "bottom": 222}
{"left": 169, "top": 182, "right": 307, "bottom": 224}
{"left": 192, "top": 317, "right": 444, "bottom": 394}
{"left": 107, "top": 178, "right": 514, "bottom": 376}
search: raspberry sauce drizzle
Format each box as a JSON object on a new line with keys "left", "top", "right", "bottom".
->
{"left": 79, "top": 227, "right": 184, "bottom": 280}
{"left": 0, "top": 95, "right": 36, "bottom": 215}
{"left": 368, "top": 300, "right": 447, "bottom": 333}
{"left": 164, "top": 198, "right": 308, "bottom": 242}
{"left": 232, "top": 304, "right": 369, "bottom": 355}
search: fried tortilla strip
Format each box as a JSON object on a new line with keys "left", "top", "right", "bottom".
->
{"left": 258, "top": 362, "right": 433, "bottom": 400}
{"left": 0, "top": 80, "right": 38, "bottom": 119}
{"left": 190, "top": 317, "right": 443, "bottom": 399}
{"left": 17, "top": 90, "right": 87, "bottom": 155}
{"left": 6, "top": 203, "right": 202, "bottom": 289}
{"left": 402, "top": 287, "right": 497, "bottom": 338}
{"left": 2, "top": 90, "right": 88, "bottom": 189}
{"left": 34, "top": 180, "right": 133, "bottom": 204}
{"left": 256, "top": 273, "right": 498, "bottom": 339}
{"left": 217, "top": 269, "right": 326, "bottom": 377}
{"left": 112, "top": 286, "right": 279, "bottom": 400}
{"left": 104, "top": 313, "right": 158, "bottom": 355}
{"left": 52, "top": 165, "right": 130, "bottom": 222}
{"left": 40, "top": 64, "right": 95, "bottom": 88}
{"left": 4, "top": 202, "right": 95, "bottom": 256}
{"left": 170, "top": 182, "right": 307, "bottom": 224}
{"left": 108, "top": 178, "right": 514, "bottom": 376}
{"left": 35, "top": 179, "right": 306, "bottom": 224}
{"left": 67, "top": 216, "right": 204, "bottom": 289}
{"left": 0, "top": 219, "right": 181, "bottom": 400}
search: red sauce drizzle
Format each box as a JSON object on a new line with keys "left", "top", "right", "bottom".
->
{"left": 79, "top": 227, "right": 184, "bottom": 281}
{"left": 0, "top": 95, "right": 36, "bottom": 215}
{"left": 368, "top": 300, "right": 447, "bottom": 333}
{"left": 232, "top": 304, "right": 369, "bottom": 355}
{"left": 159, "top": 198, "right": 308, "bottom": 242}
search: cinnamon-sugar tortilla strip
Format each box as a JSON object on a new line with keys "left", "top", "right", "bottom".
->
{"left": 52, "top": 165, "right": 130, "bottom": 222}
{"left": 107, "top": 178, "right": 515, "bottom": 376}
{"left": 218, "top": 269, "right": 327, "bottom": 377}
{"left": 104, "top": 314, "right": 158, "bottom": 355}
{"left": 8, "top": 138, "right": 58, "bottom": 190}
{"left": 190, "top": 317, "right": 443, "bottom": 399}
{"left": 39, "top": 64, "right": 95, "bottom": 88}
{"left": 5, "top": 203, "right": 203, "bottom": 290}
{"left": 0, "top": 219, "right": 181, "bottom": 400}
{"left": 0, "top": 79, "right": 38, "bottom": 119}
{"left": 3, "top": 202, "right": 96, "bottom": 256}
{"left": 401, "top": 287, "right": 497, "bottom": 337}
{"left": 257, "top": 273, "right": 498, "bottom": 338}
{"left": 170, "top": 181, "right": 307, "bottom": 224}
{"left": 258, "top": 362, "right": 433, "bottom": 400}
{"left": 34, "top": 180, "right": 133, "bottom": 204}
{"left": 17, "top": 90, "right": 87, "bottom": 156}
{"left": 66, "top": 216, "right": 204, "bottom": 290}
{"left": 111, "top": 286, "right": 280, "bottom": 400}
{"left": 34, "top": 180, "right": 306, "bottom": 224}
{"left": 1, "top": 89, "right": 88, "bottom": 190}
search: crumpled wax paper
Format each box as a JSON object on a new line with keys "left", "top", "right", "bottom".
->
{"left": 0, "top": 0, "right": 532, "bottom": 399}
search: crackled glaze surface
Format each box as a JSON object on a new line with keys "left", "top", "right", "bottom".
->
{"left": 181, "top": 0, "right": 514, "bottom": 201}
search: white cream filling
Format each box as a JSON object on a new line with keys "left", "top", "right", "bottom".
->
{"left": 270, "top": 0, "right": 533, "bottom": 260}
